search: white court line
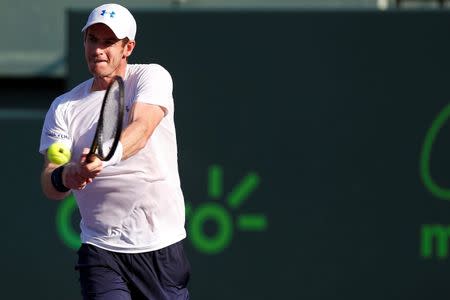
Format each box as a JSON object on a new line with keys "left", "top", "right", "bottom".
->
{"left": 0, "top": 109, "right": 46, "bottom": 120}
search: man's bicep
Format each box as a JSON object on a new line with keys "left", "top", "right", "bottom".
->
{"left": 129, "top": 102, "right": 165, "bottom": 129}
{"left": 120, "top": 102, "right": 165, "bottom": 159}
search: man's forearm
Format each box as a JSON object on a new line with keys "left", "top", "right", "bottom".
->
{"left": 41, "top": 164, "right": 71, "bottom": 200}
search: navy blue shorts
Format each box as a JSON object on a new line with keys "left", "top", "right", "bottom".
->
{"left": 75, "top": 241, "right": 190, "bottom": 300}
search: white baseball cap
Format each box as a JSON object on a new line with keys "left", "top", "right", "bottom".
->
{"left": 81, "top": 3, "right": 137, "bottom": 40}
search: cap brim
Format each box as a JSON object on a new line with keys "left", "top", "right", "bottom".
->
{"left": 81, "top": 21, "right": 127, "bottom": 39}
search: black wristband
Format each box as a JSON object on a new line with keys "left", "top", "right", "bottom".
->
{"left": 51, "top": 166, "right": 70, "bottom": 193}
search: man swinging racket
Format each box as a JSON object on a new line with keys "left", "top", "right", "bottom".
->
{"left": 39, "top": 3, "right": 190, "bottom": 299}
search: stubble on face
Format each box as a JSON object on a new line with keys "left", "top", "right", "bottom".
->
{"left": 84, "top": 24, "right": 126, "bottom": 80}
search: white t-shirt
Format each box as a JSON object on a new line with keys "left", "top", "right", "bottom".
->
{"left": 40, "top": 64, "right": 186, "bottom": 253}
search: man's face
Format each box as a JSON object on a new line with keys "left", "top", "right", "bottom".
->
{"left": 84, "top": 23, "right": 128, "bottom": 78}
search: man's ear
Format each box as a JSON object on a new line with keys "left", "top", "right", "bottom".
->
{"left": 123, "top": 40, "right": 136, "bottom": 58}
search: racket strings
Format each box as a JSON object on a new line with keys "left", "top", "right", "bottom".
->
{"left": 97, "top": 80, "right": 122, "bottom": 159}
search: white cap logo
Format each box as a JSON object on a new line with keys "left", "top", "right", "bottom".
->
{"left": 100, "top": 10, "right": 116, "bottom": 18}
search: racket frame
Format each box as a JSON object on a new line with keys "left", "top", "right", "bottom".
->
{"left": 88, "top": 75, "right": 125, "bottom": 161}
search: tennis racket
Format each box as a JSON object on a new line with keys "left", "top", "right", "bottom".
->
{"left": 88, "top": 75, "right": 125, "bottom": 162}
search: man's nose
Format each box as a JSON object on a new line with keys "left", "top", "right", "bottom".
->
{"left": 94, "top": 45, "right": 104, "bottom": 55}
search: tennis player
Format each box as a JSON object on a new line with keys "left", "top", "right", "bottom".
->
{"left": 39, "top": 3, "right": 190, "bottom": 299}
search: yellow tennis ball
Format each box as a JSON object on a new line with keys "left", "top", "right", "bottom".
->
{"left": 47, "top": 142, "right": 71, "bottom": 165}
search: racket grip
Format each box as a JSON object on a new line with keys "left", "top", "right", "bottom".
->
{"left": 103, "top": 141, "right": 123, "bottom": 168}
{"left": 86, "top": 152, "right": 98, "bottom": 163}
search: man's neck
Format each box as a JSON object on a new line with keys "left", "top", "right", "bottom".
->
{"left": 91, "top": 64, "right": 127, "bottom": 91}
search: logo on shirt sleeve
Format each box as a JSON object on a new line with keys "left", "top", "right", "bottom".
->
{"left": 46, "top": 130, "right": 70, "bottom": 140}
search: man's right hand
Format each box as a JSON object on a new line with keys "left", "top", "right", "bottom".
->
{"left": 63, "top": 148, "right": 103, "bottom": 190}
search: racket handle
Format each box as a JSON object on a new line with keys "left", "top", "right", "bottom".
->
{"left": 86, "top": 153, "right": 98, "bottom": 163}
